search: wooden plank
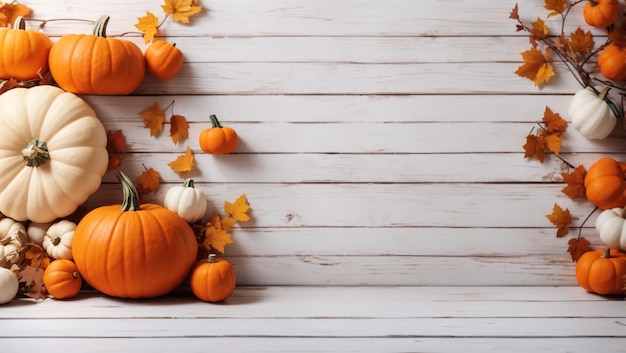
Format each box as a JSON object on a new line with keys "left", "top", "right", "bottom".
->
{"left": 24, "top": 0, "right": 595, "bottom": 36}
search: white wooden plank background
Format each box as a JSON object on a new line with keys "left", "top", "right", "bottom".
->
{"left": 12, "top": 0, "right": 625, "bottom": 287}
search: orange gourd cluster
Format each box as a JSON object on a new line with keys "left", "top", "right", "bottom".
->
{"left": 583, "top": 0, "right": 626, "bottom": 82}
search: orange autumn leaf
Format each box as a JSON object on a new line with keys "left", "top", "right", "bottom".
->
{"left": 135, "top": 11, "right": 159, "bottom": 43}
{"left": 523, "top": 133, "right": 546, "bottom": 162}
{"left": 0, "top": 2, "right": 31, "bottom": 27}
{"left": 561, "top": 165, "right": 587, "bottom": 199}
{"left": 531, "top": 18, "right": 548, "bottom": 38}
{"left": 546, "top": 203, "right": 572, "bottom": 238}
{"left": 106, "top": 130, "right": 127, "bottom": 171}
{"left": 543, "top": 133, "right": 562, "bottom": 155}
{"left": 162, "top": 0, "right": 202, "bottom": 24}
{"left": 224, "top": 194, "right": 250, "bottom": 222}
{"left": 221, "top": 216, "right": 236, "bottom": 230}
{"left": 515, "top": 47, "right": 555, "bottom": 86}
{"left": 202, "top": 212, "right": 233, "bottom": 254}
{"left": 568, "top": 27, "right": 594, "bottom": 56}
{"left": 137, "top": 167, "right": 161, "bottom": 194}
{"left": 544, "top": 0, "right": 567, "bottom": 17}
{"left": 170, "top": 114, "right": 189, "bottom": 145}
{"left": 542, "top": 107, "right": 567, "bottom": 135}
{"left": 509, "top": 4, "right": 519, "bottom": 20}
{"left": 609, "top": 24, "right": 626, "bottom": 48}
{"left": 168, "top": 146, "right": 195, "bottom": 174}
{"left": 567, "top": 237, "right": 591, "bottom": 262}
{"left": 25, "top": 246, "right": 50, "bottom": 270}
{"left": 140, "top": 102, "right": 165, "bottom": 136}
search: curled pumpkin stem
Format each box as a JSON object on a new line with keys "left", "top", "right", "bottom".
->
{"left": 117, "top": 171, "right": 141, "bottom": 212}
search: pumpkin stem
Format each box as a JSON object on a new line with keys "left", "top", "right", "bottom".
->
{"left": 13, "top": 16, "right": 25, "bottom": 30}
{"left": 602, "top": 247, "right": 612, "bottom": 259}
{"left": 0, "top": 235, "right": 12, "bottom": 246}
{"left": 183, "top": 178, "right": 195, "bottom": 188}
{"left": 44, "top": 233, "right": 61, "bottom": 246}
{"left": 117, "top": 171, "right": 141, "bottom": 212}
{"left": 207, "top": 253, "right": 217, "bottom": 263}
{"left": 93, "top": 15, "right": 110, "bottom": 38}
{"left": 209, "top": 115, "right": 223, "bottom": 129}
{"left": 590, "top": 86, "right": 621, "bottom": 118}
{"left": 21, "top": 140, "right": 50, "bottom": 167}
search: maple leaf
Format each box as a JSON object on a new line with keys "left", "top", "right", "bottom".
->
{"left": 515, "top": 47, "right": 555, "bottom": 86}
{"left": 135, "top": 11, "right": 159, "bottom": 43}
{"left": 18, "top": 265, "right": 46, "bottom": 300}
{"left": 170, "top": 114, "right": 189, "bottom": 145}
{"left": 137, "top": 168, "right": 161, "bottom": 195}
{"left": 221, "top": 216, "right": 236, "bottom": 230}
{"left": 106, "top": 130, "right": 127, "bottom": 171}
{"left": 168, "top": 146, "right": 195, "bottom": 174}
{"left": 544, "top": 0, "right": 567, "bottom": 17}
{"left": 509, "top": 4, "right": 519, "bottom": 20}
{"left": 542, "top": 107, "right": 567, "bottom": 135}
{"left": 202, "top": 212, "right": 233, "bottom": 254}
{"left": 523, "top": 133, "right": 546, "bottom": 162}
{"left": 24, "top": 245, "right": 50, "bottom": 270}
{"left": 162, "top": 0, "right": 203, "bottom": 24}
{"left": 561, "top": 165, "right": 587, "bottom": 199}
{"left": 546, "top": 203, "right": 571, "bottom": 237}
{"left": 568, "top": 28, "right": 593, "bottom": 56}
{"left": 608, "top": 23, "right": 626, "bottom": 48}
{"left": 531, "top": 18, "right": 548, "bottom": 38}
{"left": 0, "top": 3, "right": 31, "bottom": 27}
{"left": 225, "top": 194, "right": 251, "bottom": 222}
{"left": 543, "top": 133, "right": 562, "bottom": 155}
{"left": 567, "top": 237, "right": 591, "bottom": 262}
{"left": 140, "top": 102, "right": 165, "bottom": 137}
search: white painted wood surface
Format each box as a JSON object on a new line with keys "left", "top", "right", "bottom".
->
{"left": 15, "top": 0, "right": 623, "bottom": 287}
{"left": 3, "top": 287, "right": 626, "bottom": 353}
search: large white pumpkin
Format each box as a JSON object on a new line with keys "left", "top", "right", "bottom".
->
{"left": 0, "top": 86, "right": 108, "bottom": 223}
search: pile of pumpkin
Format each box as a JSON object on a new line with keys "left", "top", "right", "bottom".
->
{"left": 0, "top": 15, "right": 238, "bottom": 304}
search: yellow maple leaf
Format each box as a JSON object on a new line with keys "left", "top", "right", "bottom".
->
{"left": 544, "top": 0, "right": 567, "bottom": 18}
{"left": 221, "top": 216, "right": 236, "bottom": 230}
{"left": 515, "top": 47, "right": 555, "bottom": 86}
{"left": 0, "top": 3, "right": 31, "bottom": 27}
{"left": 224, "top": 194, "right": 250, "bottom": 222}
{"left": 162, "top": 0, "right": 202, "bottom": 24}
{"left": 168, "top": 146, "right": 195, "bottom": 174}
{"left": 140, "top": 102, "right": 165, "bottom": 136}
{"left": 531, "top": 18, "right": 548, "bottom": 38}
{"left": 135, "top": 11, "right": 159, "bottom": 43}
{"left": 202, "top": 212, "right": 233, "bottom": 253}
{"left": 170, "top": 114, "right": 189, "bottom": 145}
{"left": 137, "top": 167, "right": 161, "bottom": 194}
{"left": 543, "top": 133, "right": 562, "bottom": 155}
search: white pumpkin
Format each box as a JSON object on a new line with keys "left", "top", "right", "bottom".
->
{"left": 42, "top": 220, "right": 76, "bottom": 260}
{"left": 0, "top": 267, "right": 19, "bottom": 304}
{"left": 0, "top": 86, "right": 108, "bottom": 223}
{"left": 26, "top": 221, "right": 53, "bottom": 245}
{"left": 596, "top": 207, "right": 626, "bottom": 251}
{"left": 0, "top": 217, "right": 26, "bottom": 266}
{"left": 569, "top": 86, "right": 619, "bottom": 140}
{"left": 163, "top": 179, "right": 208, "bottom": 223}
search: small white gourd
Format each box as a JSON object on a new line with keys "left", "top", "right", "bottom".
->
{"left": 43, "top": 220, "right": 76, "bottom": 260}
{"left": 569, "top": 86, "right": 620, "bottom": 140}
{"left": 27, "top": 221, "right": 53, "bottom": 245}
{"left": 0, "top": 267, "right": 18, "bottom": 304}
{"left": 164, "top": 179, "right": 208, "bottom": 223}
{"left": 596, "top": 207, "right": 626, "bottom": 251}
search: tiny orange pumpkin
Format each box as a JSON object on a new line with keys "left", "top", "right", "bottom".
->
{"left": 43, "top": 259, "right": 82, "bottom": 299}
{"left": 198, "top": 115, "right": 238, "bottom": 154}
{"left": 145, "top": 40, "right": 184, "bottom": 80}
{"left": 583, "top": 0, "right": 620, "bottom": 28}
{"left": 575, "top": 248, "right": 626, "bottom": 295}
{"left": 598, "top": 44, "right": 626, "bottom": 82}
{"left": 189, "top": 254, "right": 237, "bottom": 302}
{"left": 584, "top": 157, "right": 626, "bottom": 209}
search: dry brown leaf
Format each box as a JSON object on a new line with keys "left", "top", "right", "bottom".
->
{"left": 541, "top": 107, "right": 567, "bottom": 135}
{"left": 546, "top": 203, "right": 572, "bottom": 238}
{"left": 106, "top": 130, "right": 127, "bottom": 171}
{"left": 140, "top": 102, "right": 165, "bottom": 137}
{"left": 515, "top": 47, "right": 555, "bottom": 86}
{"left": 170, "top": 114, "right": 189, "bottom": 145}
{"left": 523, "top": 133, "right": 546, "bottom": 162}
{"left": 568, "top": 28, "right": 594, "bottom": 56}
{"left": 544, "top": 0, "right": 567, "bottom": 17}
{"left": 567, "top": 237, "right": 591, "bottom": 262}
{"left": 561, "top": 165, "right": 587, "bottom": 199}
{"left": 136, "top": 168, "right": 161, "bottom": 195}
{"left": 18, "top": 265, "right": 46, "bottom": 300}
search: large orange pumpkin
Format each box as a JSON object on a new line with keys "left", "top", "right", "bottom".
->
{"left": 0, "top": 16, "right": 53, "bottom": 81}
{"left": 48, "top": 15, "right": 145, "bottom": 95}
{"left": 598, "top": 44, "right": 626, "bottom": 82}
{"left": 43, "top": 259, "right": 82, "bottom": 299}
{"left": 584, "top": 158, "right": 626, "bottom": 209}
{"left": 576, "top": 248, "right": 626, "bottom": 295}
{"left": 583, "top": 0, "right": 620, "bottom": 28}
{"left": 198, "top": 115, "right": 239, "bottom": 154}
{"left": 72, "top": 172, "right": 198, "bottom": 299}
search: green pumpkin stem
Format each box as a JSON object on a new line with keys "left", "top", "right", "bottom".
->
{"left": 93, "top": 15, "right": 110, "bottom": 38}
{"left": 21, "top": 140, "right": 50, "bottom": 167}
{"left": 13, "top": 16, "right": 25, "bottom": 30}
{"left": 183, "top": 178, "right": 195, "bottom": 188}
{"left": 117, "top": 171, "right": 141, "bottom": 212}
{"left": 209, "top": 115, "right": 223, "bottom": 129}
{"left": 589, "top": 86, "right": 621, "bottom": 118}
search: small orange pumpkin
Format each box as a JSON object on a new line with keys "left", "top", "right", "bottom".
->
{"left": 584, "top": 157, "right": 626, "bottom": 209}
{"left": 43, "top": 259, "right": 82, "bottom": 299}
{"left": 189, "top": 254, "right": 237, "bottom": 302}
{"left": 48, "top": 15, "right": 145, "bottom": 95}
{"left": 145, "top": 40, "right": 184, "bottom": 80}
{"left": 0, "top": 16, "right": 53, "bottom": 81}
{"left": 598, "top": 44, "right": 626, "bottom": 82}
{"left": 72, "top": 172, "right": 198, "bottom": 299}
{"left": 576, "top": 248, "right": 626, "bottom": 295}
{"left": 198, "top": 115, "right": 239, "bottom": 154}
{"left": 583, "top": 0, "right": 620, "bottom": 28}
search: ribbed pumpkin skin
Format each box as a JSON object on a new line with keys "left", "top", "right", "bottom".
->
{"left": 198, "top": 115, "right": 239, "bottom": 154}
{"left": 598, "top": 45, "right": 626, "bottom": 82}
{"left": 576, "top": 248, "right": 626, "bottom": 295}
{"left": 145, "top": 40, "right": 184, "bottom": 80}
{"left": 72, "top": 203, "right": 198, "bottom": 298}
{"left": 43, "top": 259, "right": 82, "bottom": 299}
{"left": 0, "top": 21, "right": 52, "bottom": 80}
{"left": 190, "top": 256, "right": 237, "bottom": 302}
{"left": 583, "top": 0, "right": 620, "bottom": 28}
{"left": 584, "top": 158, "right": 626, "bottom": 209}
